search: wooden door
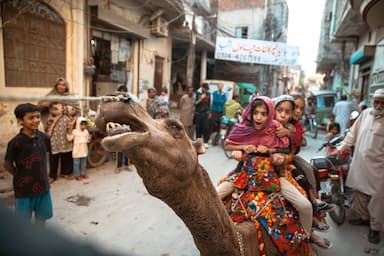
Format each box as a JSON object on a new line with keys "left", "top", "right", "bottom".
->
{"left": 154, "top": 56, "right": 164, "bottom": 94}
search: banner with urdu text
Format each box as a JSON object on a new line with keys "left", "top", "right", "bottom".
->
{"left": 215, "top": 36, "right": 300, "bottom": 66}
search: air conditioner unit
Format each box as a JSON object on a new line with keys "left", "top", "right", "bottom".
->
{"left": 151, "top": 17, "right": 168, "bottom": 37}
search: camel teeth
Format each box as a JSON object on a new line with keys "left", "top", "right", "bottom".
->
{"left": 106, "top": 122, "right": 121, "bottom": 131}
{"left": 106, "top": 122, "right": 131, "bottom": 136}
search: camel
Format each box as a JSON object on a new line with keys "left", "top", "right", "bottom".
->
{"left": 95, "top": 95, "right": 281, "bottom": 256}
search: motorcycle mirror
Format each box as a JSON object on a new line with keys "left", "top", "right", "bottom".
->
{"left": 329, "top": 135, "right": 344, "bottom": 145}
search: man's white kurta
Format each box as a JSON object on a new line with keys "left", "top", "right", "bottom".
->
{"left": 339, "top": 108, "right": 384, "bottom": 196}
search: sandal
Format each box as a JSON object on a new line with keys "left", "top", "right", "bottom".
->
{"left": 310, "top": 237, "right": 333, "bottom": 249}
{"left": 312, "top": 222, "right": 330, "bottom": 232}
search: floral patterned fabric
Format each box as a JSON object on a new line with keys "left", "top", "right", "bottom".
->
{"left": 221, "top": 154, "right": 311, "bottom": 256}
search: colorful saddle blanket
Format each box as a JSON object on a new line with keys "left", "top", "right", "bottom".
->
{"left": 222, "top": 155, "right": 311, "bottom": 256}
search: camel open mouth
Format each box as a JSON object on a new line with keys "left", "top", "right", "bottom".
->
{"left": 105, "top": 116, "right": 148, "bottom": 137}
{"left": 101, "top": 118, "right": 150, "bottom": 152}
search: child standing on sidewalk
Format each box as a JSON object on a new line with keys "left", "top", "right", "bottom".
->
{"left": 4, "top": 103, "right": 53, "bottom": 225}
{"left": 157, "top": 87, "right": 170, "bottom": 118}
{"left": 67, "top": 116, "right": 91, "bottom": 181}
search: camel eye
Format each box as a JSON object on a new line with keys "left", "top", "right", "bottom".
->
{"left": 165, "top": 119, "right": 184, "bottom": 135}
{"left": 166, "top": 120, "right": 182, "bottom": 129}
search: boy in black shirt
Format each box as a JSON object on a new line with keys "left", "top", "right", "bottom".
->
{"left": 4, "top": 103, "right": 53, "bottom": 225}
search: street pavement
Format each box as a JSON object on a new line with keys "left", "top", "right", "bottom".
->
{"left": 0, "top": 130, "right": 383, "bottom": 256}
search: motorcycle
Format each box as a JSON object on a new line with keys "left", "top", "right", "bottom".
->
{"left": 310, "top": 135, "right": 351, "bottom": 225}
{"left": 85, "top": 112, "right": 109, "bottom": 168}
{"left": 220, "top": 112, "right": 242, "bottom": 159}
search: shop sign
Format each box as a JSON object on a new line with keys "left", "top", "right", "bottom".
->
{"left": 215, "top": 36, "right": 300, "bottom": 66}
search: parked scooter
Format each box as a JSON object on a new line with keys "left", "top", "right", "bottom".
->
{"left": 311, "top": 135, "right": 351, "bottom": 225}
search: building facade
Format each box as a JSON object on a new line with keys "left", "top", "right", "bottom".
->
{"left": 317, "top": 0, "right": 384, "bottom": 103}
{"left": 0, "top": 0, "right": 217, "bottom": 164}
{"left": 216, "top": 0, "right": 289, "bottom": 96}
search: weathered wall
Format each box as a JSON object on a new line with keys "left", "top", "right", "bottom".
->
{"left": 0, "top": 0, "right": 86, "bottom": 170}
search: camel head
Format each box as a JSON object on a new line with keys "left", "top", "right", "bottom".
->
{"left": 95, "top": 95, "right": 203, "bottom": 196}
{"left": 94, "top": 95, "right": 279, "bottom": 256}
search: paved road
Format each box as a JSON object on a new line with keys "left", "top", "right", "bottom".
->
{"left": 1, "top": 131, "right": 383, "bottom": 255}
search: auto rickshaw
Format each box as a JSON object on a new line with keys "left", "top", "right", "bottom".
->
{"left": 309, "top": 90, "right": 337, "bottom": 129}
{"left": 235, "top": 82, "right": 257, "bottom": 107}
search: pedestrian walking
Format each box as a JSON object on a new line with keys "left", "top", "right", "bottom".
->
{"left": 114, "top": 84, "right": 132, "bottom": 173}
{"left": 4, "top": 103, "right": 53, "bottom": 225}
{"left": 67, "top": 116, "right": 91, "bottom": 181}
{"left": 179, "top": 86, "right": 195, "bottom": 139}
{"left": 337, "top": 88, "right": 384, "bottom": 244}
{"left": 38, "top": 78, "right": 80, "bottom": 183}
{"left": 209, "top": 83, "right": 227, "bottom": 145}
{"left": 194, "top": 83, "right": 211, "bottom": 148}
{"left": 333, "top": 94, "right": 357, "bottom": 133}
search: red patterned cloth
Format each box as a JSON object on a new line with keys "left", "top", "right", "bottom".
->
{"left": 221, "top": 154, "right": 311, "bottom": 255}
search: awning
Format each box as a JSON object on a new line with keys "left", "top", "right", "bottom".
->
{"left": 90, "top": 6, "right": 150, "bottom": 39}
{"left": 350, "top": 45, "right": 375, "bottom": 64}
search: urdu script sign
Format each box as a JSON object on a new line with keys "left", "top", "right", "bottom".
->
{"left": 215, "top": 36, "right": 300, "bottom": 67}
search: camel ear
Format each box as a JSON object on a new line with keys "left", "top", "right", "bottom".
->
{"left": 192, "top": 138, "right": 206, "bottom": 155}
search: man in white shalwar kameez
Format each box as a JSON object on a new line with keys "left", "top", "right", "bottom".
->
{"left": 333, "top": 94, "right": 357, "bottom": 133}
{"left": 337, "top": 88, "right": 384, "bottom": 244}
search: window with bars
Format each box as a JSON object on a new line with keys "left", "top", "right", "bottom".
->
{"left": 235, "top": 26, "right": 248, "bottom": 39}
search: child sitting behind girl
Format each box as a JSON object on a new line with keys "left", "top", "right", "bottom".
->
{"left": 67, "top": 116, "right": 91, "bottom": 181}
{"left": 325, "top": 122, "right": 341, "bottom": 142}
{"left": 324, "top": 122, "right": 341, "bottom": 155}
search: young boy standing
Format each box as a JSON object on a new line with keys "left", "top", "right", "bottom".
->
{"left": 4, "top": 103, "right": 53, "bottom": 225}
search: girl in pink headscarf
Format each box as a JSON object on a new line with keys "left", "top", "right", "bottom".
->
{"left": 216, "top": 96, "right": 290, "bottom": 199}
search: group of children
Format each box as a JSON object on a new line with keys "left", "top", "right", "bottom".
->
{"left": 216, "top": 94, "right": 336, "bottom": 252}
{"left": 4, "top": 103, "right": 92, "bottom": 224}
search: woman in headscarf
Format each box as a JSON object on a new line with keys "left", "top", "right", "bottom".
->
{"left": 38, "top": 78, "right": 80, "bottom": 183}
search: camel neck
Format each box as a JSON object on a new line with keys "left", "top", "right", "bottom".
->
{"left": 162, "top": 165, "right": 240, "bottom": 255}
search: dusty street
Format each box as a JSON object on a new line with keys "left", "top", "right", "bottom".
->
{"left": 1, "top": 131, "right": 383, "bottom": 256}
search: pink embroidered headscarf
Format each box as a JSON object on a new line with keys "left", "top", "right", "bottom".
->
{"left": 225, "top": 96, "right": 290, "bottom": 148}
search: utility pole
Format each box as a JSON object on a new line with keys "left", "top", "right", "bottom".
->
{"left": 262, "top": 0, "right": 272, "bottom": 96}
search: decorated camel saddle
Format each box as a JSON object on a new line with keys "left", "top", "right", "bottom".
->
{"left": 219, "top": 153, "right": 311, "bottom": 255}
{"left": 95, "top": 94, "right": 312, "bottom": 256}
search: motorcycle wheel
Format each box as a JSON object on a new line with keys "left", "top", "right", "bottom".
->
{"left": 87, "top": 137, "right": 109, "bottom": 168}
{"left": 329, "top": 181, "right": 346, "bottom": 225}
